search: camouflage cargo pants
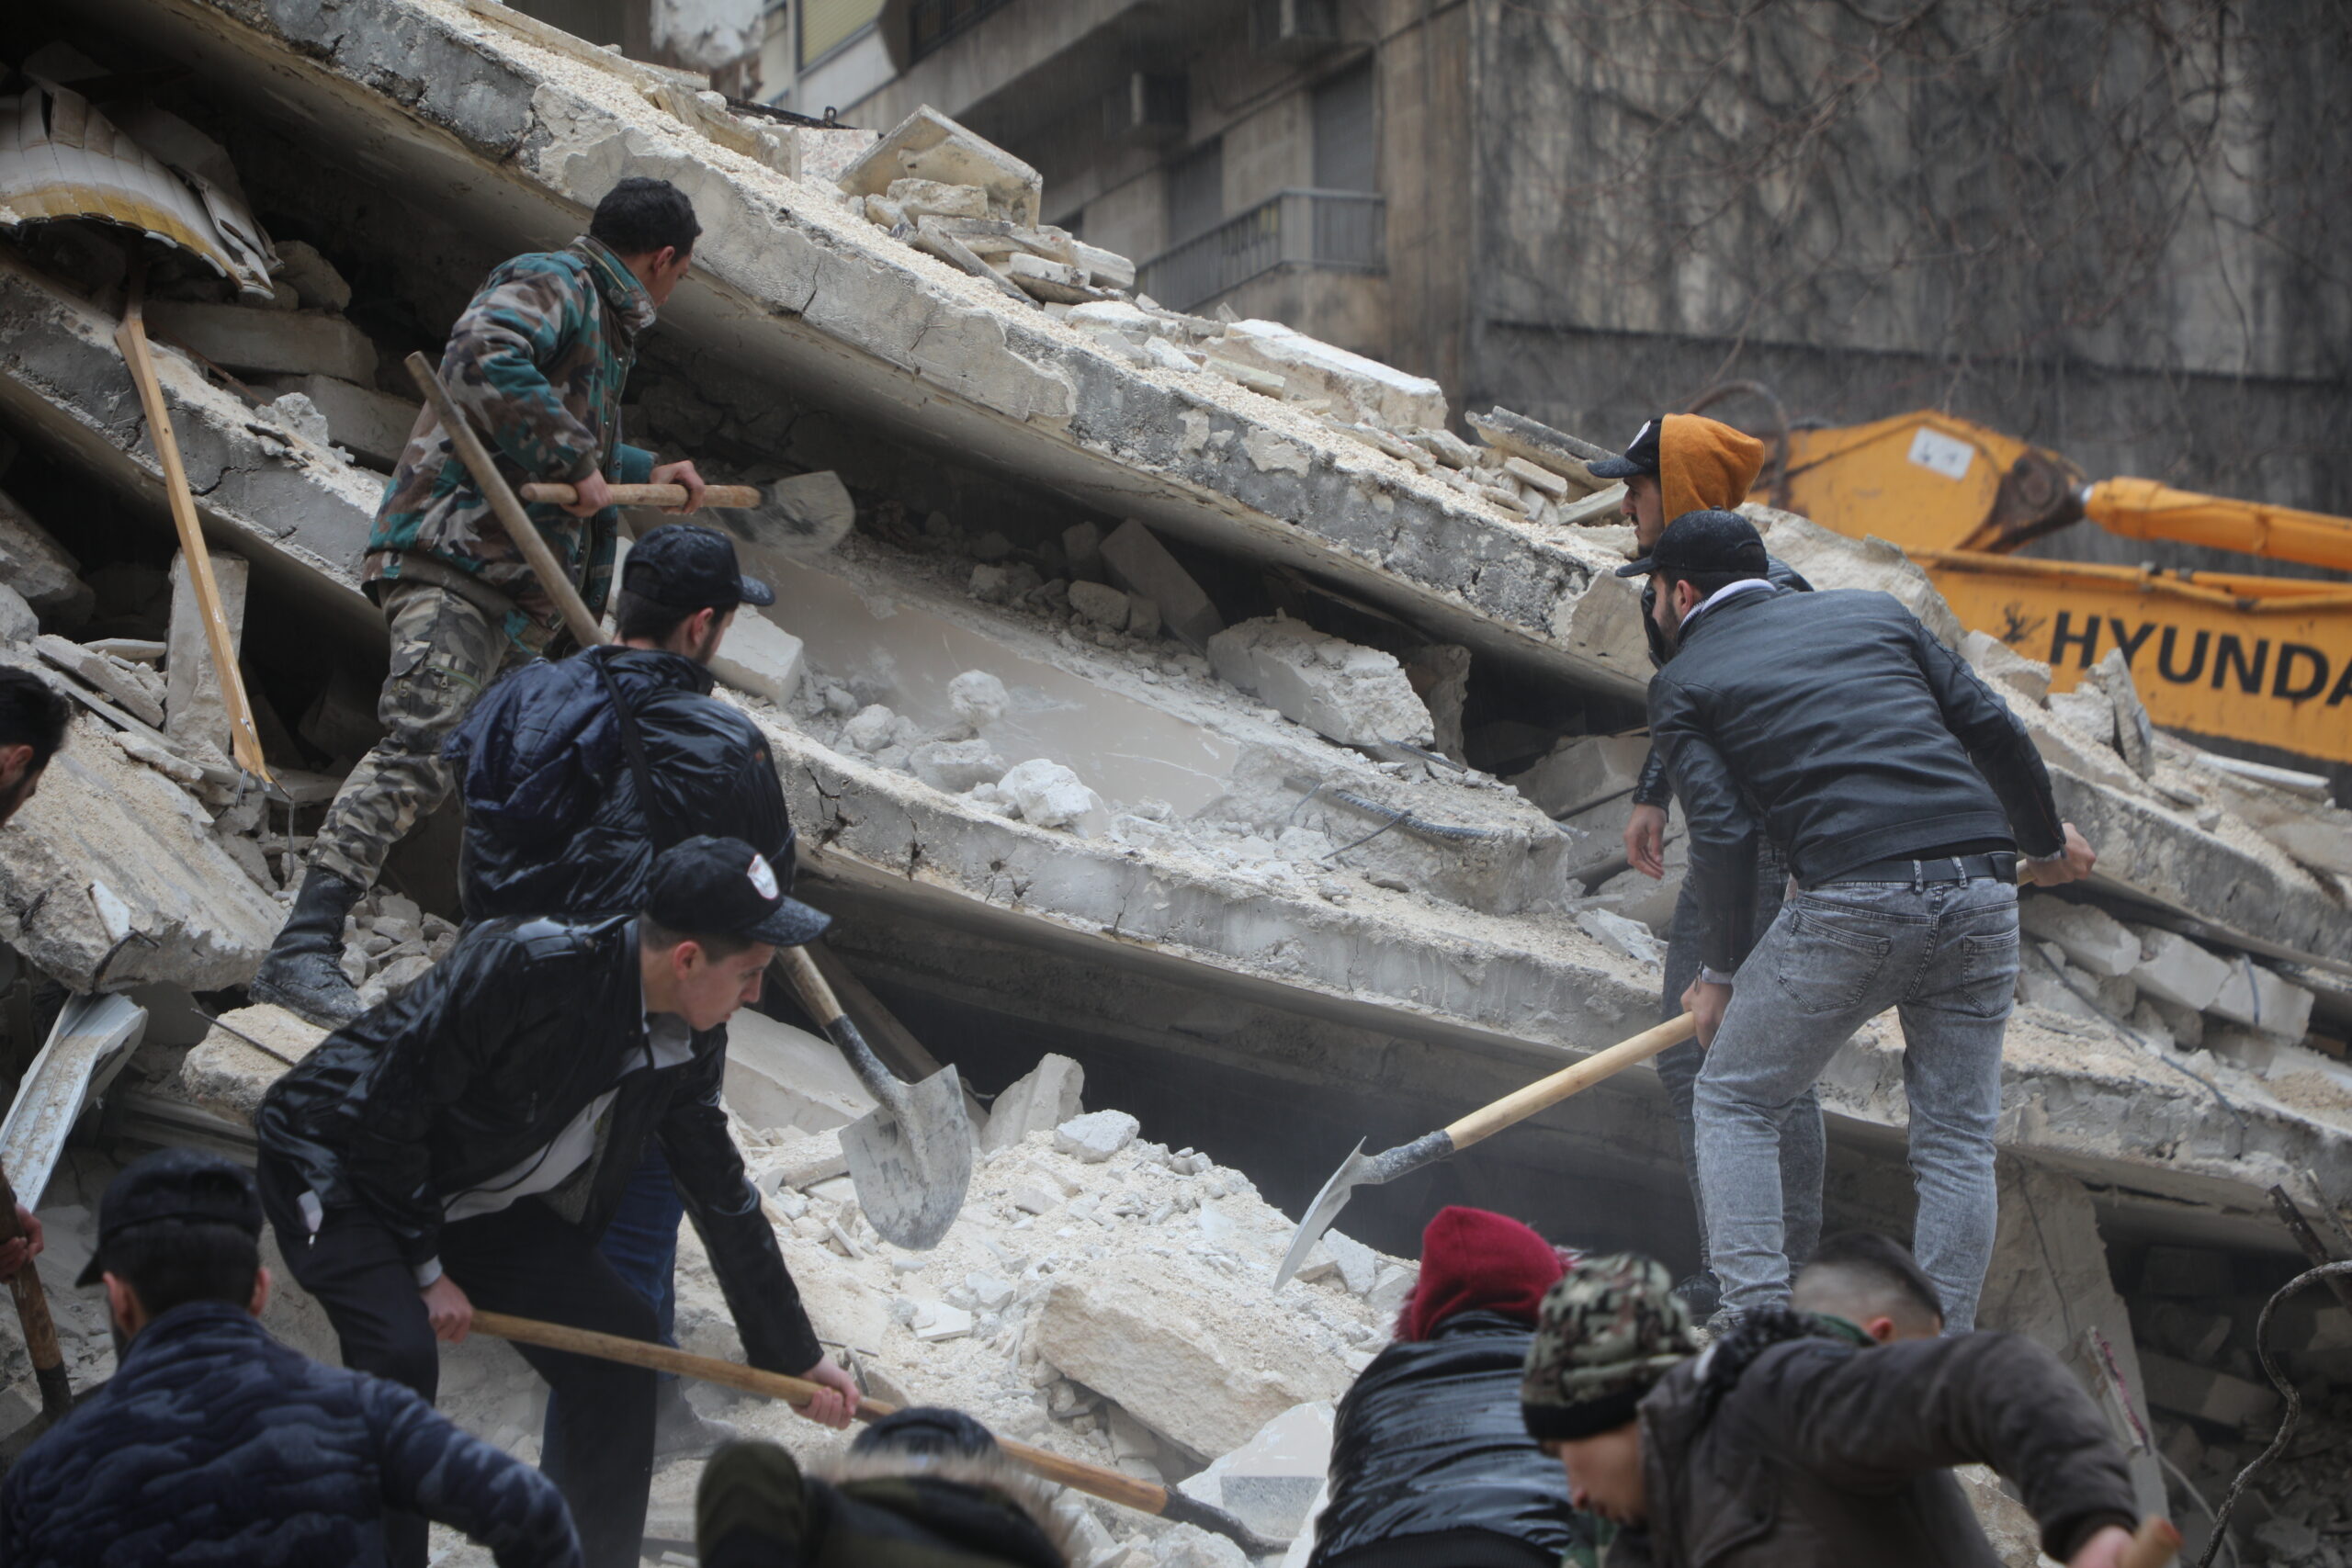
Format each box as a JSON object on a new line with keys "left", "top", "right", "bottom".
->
{"left": 311, "top": 579, "right": 531, "bottom": 888}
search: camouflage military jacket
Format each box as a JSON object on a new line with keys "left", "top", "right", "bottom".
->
{"left": 366, "top": 235, "right": 657, "bottom": 651}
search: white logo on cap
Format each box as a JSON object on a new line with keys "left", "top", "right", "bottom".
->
{"left": 746, "top": 852, "right": 779, "bottom": 901}
{"left": 1629, "top": 419, "right": 1655, "bottom": 446}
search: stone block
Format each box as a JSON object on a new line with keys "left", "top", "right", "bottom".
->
{"left": 1213, "top": 320, "right": 1447, "bottom": 433}
{"left": 178, "top": 1004, "right": 329, "bottom": 1122}
{"left": 2090, "top": 649, "right": 2156, "bottom": 779}
{"left": 0, "top": 490, "right": 93, "bottom": 625}
{"left": 1001, "top": 759, "right": 1099, "bottom": 830}
{"left": 1508, "top": 734, "right": 1651, "bottom": 819}
{"left": 273, "top": 240, "right": 352, "bottom": 311}
{"left": 33, "top": 636, "right": 164, "bottom": 727}
{"left": 2140, "top": 1350, "right": 2278, "bottom": 1426}
{"left": 1502, "top": 456, "right": 1569, "bottom": 499}
{"left": 1101, "top": 521, "right": 1223, "bottom": 652}
{"left": 164, "top": 550, "right": 249, "bottom": 758}
{"left": 1068, "top": 580, "right": 1130, "bottom": 629}
{"left": 145, "top": 300, "right": 379, "bottom": 383}
{"left": 980, "top": 1053, "right": 1084, "bottom": 1154}
{"left": 1577, "top": 908, "right": 1663, "bottom": 970}
{"left": 840, "top": 107, "right": 1043, "bottom": 227}
{"left": 708, "top": 607, "right": 806, "bottom": 708}
{"left": 886, "top": 177, "right": 989, "bottom": 220}
{"left": 2130, "top": 926, "right": 2233, "bottom": 1011}
{"left": 1205, "top": 616, "right": 1433, "bottom": 749}
{"left": 1007, "top": 253, "right": 1093, "bottom": 303}
{"left": 1070, "top": 240, "right": 1136, "bottom": 290}
{"left": 1054, "top": 1109, "right": 1138, "bottom": 1163}
{"left": 1035, "top": 1273, "right": 1352, "bottom": 1458}
{"left": 0, "top": 583, "right": 36, "bottom": 642}
{"left": 910, "top": 738, "right": 1007, "bottom": 795}
{"left": 724, "top": 1010, "right": 876, "bottom": 1133}
{"left": 2208, "top": 959, "right": 2314, "bottom": 1042}
{"left": 251, "top": 374, "right": 419, "bottom": 468}
{"left": 1961, "top": 630, "right": 2051, "bottom": 705}
{"left": 2018, "top": 897, "right": 2139, "bottom": 977}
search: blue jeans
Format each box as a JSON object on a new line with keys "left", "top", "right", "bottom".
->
{"left": 1695, "top": 874, "right": 2019, "bottom": 1330}
{"left": 1657, "top": 847, "right": 1821, "bottom": 1283}
{"left": 544, "top": 1143, "right": 683, "bottom": 1465}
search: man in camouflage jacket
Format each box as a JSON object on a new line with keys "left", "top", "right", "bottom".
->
{"left": 254, "top": 176, "right": 711, "bottom": 1028}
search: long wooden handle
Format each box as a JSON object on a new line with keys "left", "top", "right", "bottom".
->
{"left": 2121, "top": 1515, "right": 2181, "bottom": 1568}
{"left": 114, "top": 276, "right": 271, "bottom": 781}
{"left": 402, "top": 353, "right": 606, "bottom": 649}
{"left": 519, "top": 482, "right": 762, "bottom": 508}
{"left": 0, "top": 1167, "right": 71, "bottom": 1420}
{"left": 1443, "top": 1012, "right": 1697, "bottom": 1151}
{"left": 471, "top": 1311, "right": 1170, "bottom": 1514}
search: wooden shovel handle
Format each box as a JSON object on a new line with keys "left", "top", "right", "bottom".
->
{"left": 1442, "top": 1012, "right": 1697, "bottom": 1151}
{"left": 402, "top": 353, "right": 606, "bottom": 649}
{"left": 518, "top": 482, "right": 762, "bottom": 508}
{"left": 0, "top": 1167, "right": 71, "bottom": 1419}
{"left": 472, "top": 1311, "right": 1171, "bottom": 1514}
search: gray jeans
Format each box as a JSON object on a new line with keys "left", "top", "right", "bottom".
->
{"left": 1657, "top": 847, "right": 1822, "bottom": 1284}
{"left": 1694, "top": 874, "right": 2020, "bottom": 1330}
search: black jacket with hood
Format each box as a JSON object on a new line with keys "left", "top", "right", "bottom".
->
{"left": 254, "top": 912, "right": 823, "bottom": 1374}
{"left": 447, "top": 644, "right": 793, "bottom": 920}
{"left": 1620, "top": 1313, "right": 2137, "bottom": 1568}
{"left": 1647, "top": 585, "right": 2064, "bottom": 973}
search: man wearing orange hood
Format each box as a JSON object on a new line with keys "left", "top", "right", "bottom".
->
{"left": 1589, "top": 415, "right": 1821, "bottom": 1319}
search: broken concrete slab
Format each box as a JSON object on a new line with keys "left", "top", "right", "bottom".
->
{"left": 2089, "top": 649, "right": 2157, "bottom": 780}
{"left": 177, "top": 1004, "right": 329, "bottom": 1123}
{"left": 33, "top": 635, "right": 165, "bottom": 728}
{"left": 724, "top": 1010, "right": 878, "bottom": 1133}
{"left": 144, "top": 299, "right": 379, "bottom": 384}
{"left": 1747, "top": 509, "right": 1969, "bottom": 649}
{"left": 1465, "top": 407, "right": 1611, "bottom": 493}
{"left": 2018, "top": 897, "right": 2141, "bottom": 978}
{"left": 2209, "top": 959, "right": 2315, "bottom": 1043}
{"left": 1962, "top": 629, "right": 2052, "bottom": 705}
{"left": 2129, "top": 925, "right": 2233, "bottom": 1011}
{"left": 978, "top": 1053, "right": 1084, "bottom": 1155}
{"left": 0, "top": 490, "right": 94, "bottom": 626}
{"left": 1210, "top": 321, "right": 1447, "bottom": 434}
{"left": 1100, "top": 522, "right": 1222, "bottom": 653}
{"left": 249, "top": 373, "right": 419, "bottom": 468}
{"left": 1175, "top": 1400, "right": 1333, "bottom": 1542}
{"left": 841, "top": 107, "right": 1043, "bottom": 228}
{"left": 1507, "top": 733, "right": 1649, "bottom": 819}
{"left": 1205, "top": 616, "right": 1433, "bottom": 749}
{"left": 164, "top": 549, "right": 249, "bottom": 760}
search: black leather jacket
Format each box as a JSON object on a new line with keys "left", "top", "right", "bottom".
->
{"left": 1648, "top": 587, "right": 2064, "bottom": 972}
{"left": 1632, "top": 556, "right": 1813, "bottom": 810}
{"left": 255, "top": 914, "right": 823, "bottom": 1373}
{"left": 1311, "top": 1311, "right": 1592, "bottom": 1568}
{"left": 448, "top": 645, "right": 794, "bottom": 920}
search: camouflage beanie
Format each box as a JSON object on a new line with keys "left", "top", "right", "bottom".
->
{"left": 1521, "top": 1252, "right": 1696, "bottom": 1442}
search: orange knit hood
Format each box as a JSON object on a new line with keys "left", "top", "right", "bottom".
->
{"left": 1658, "top": 413, "right": 1766, "bottom": 523}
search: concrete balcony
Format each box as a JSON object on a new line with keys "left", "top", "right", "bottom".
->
{"left": 1138, "top": 186, "right": 1385, "bottom": 319}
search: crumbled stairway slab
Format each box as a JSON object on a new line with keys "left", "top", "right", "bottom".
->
{"left": 85, "top": 0, "right": 1650, "bottom": 695}
{"left": 0, "top": 712, "right": 285, "bottom": 993}
{"left": 0, "top": 253, "right": 380, "bottom": 641}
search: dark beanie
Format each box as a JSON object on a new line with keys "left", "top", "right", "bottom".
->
{"left": 851, "top": 1405, "right": 997, "bottom": 1460}
{"left": 1521, "top": 1253, "right": 1695, "bottom": 1443}
{"left": 1396, "top": 1206, "right": 1569, "bottom": 1342}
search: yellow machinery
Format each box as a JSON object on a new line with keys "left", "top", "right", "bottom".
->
{"left": 1771, "top": 411, "right": 2352, "bottom": 766}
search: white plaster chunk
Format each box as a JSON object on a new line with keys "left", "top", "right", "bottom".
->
{"left": 1054, "top": 1109, "right": 1138, "bottom": 1163}
{"left": 999, "top": 759, "right": 1099, "bottom": 830}
{"left": 2128, "top": 926, "right": 2233, "bottom": 1011}
{"left": 842, "top": 703, "right": 899, "bottom": 752}
{"left": 1205, "top": 615, "right": 1434, "bottom": 748}
{"left": 707, "top": 607, "right": 806, "bottom": 708}
{"left": 2208, "top": 959, "right": 2314, "bottom": 1041}
{"left": 1213, "top": 320, "right": 1446, "bottom": 432}
{"left": 910, "top": 738, "right": 1006, "bottom": 794}
{"left": 948, "top": 669, "right": 1010, "bottom": 726}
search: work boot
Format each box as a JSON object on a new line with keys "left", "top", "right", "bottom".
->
{"left": 1671, "top": 1270, "right": 1723, "bottom": 1321}
{"left": 653, "top": 1378, "right": 742, "bottom": 1462}
{"left": 696, "top": 1440, "right": 808, "bottom": 1568}
{"left": 249, "top": 865, "right": 367, "bottom": 1028}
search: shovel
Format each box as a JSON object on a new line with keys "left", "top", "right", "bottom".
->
{"left": 0, "top": 1165, "right": 75, "bottom": 1469}
{"left": 1273, "top": 1012, "right": 1698, "bottom": 1288}
{"left": 472, "top": 1311, "right": 1287, "bottom": 1556}
{"left": 519, "top": 471, "right": 857, "bottom": 560}
{"left": 405, "top": 354, "right": 971, "bottom": 1246}
{"left": 773, "top": 947, "right": 971, "bottom": 1251}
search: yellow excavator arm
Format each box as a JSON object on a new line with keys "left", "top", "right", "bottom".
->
{"left": 2079, "top": 477, "right": 2352, "bottom": 574}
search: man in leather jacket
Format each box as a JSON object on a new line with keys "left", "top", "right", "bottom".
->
{"left": 256, "top": 837, "right": 860, "bottom": 1568}
{"left": 1638, "top": 512, "right": 2094, "bottom": 1331}
{"left": 447, "top": 522, "right": 787, "bottom": 1460}
{"left": 1589, "top": 416, "right": 1821, "bottom": 1318}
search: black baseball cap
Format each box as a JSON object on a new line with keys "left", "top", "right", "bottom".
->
{"left": 77, "top": 1148, "right": 264, "bottom": 1286}
{"left": 624, "top": 524, "right": 775, "bottom": 611}
{"left": 1614, "top": 509, "right": 1770, "bottom": 580}
{"left": 644, "top": 834, "right": 830, "bottom": 947}
{"left": 1588, "top": 417, "right": 1663, "bottom": 480}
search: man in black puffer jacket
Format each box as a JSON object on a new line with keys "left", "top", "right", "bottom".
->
{"left": 1311, "top": 1207, "right": 1599, "bottom": 1568}
{"left": 446, "top": 521, "right": 789, "bottom": 1460}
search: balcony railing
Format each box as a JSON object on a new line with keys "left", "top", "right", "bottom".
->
{"left": 1136, "top": 188, "right": 1385, "bottom": 314}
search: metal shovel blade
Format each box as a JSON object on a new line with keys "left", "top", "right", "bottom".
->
{"left": 1272, "top": 1129, "right": 1454, "bottom": 1290}
{"left": 734, "top": 471, "right": 855, "bottom": 560}
{"left": 837, "top": 1062, "right": 974, "bottom": 1251}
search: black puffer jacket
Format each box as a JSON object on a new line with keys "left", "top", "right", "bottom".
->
{"left": 1627, "top": 1313, "right": 2136, "bottom": 1568}
{"left": 1631, "top": 555, "right": 1813, "bottom": 811}
{"left": 255, "top": 913, "right": 822, "bottom": 1374}
{"left": 447, "top": 645, "right": 793, "bottom": 920}
{"left": 1311, "top": 1311, "right": 1591, "bottom": 1568}
{"left": 1647, "top": 587, "right": 2064, "bottom": 972}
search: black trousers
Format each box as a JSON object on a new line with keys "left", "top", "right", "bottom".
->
{"left": 260, "top": 1156, "right": 659, "bottom": 1568}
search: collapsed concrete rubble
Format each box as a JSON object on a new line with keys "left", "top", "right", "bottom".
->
{"left": 0, "top": 0, "right": 2346, "bottom": 1559}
